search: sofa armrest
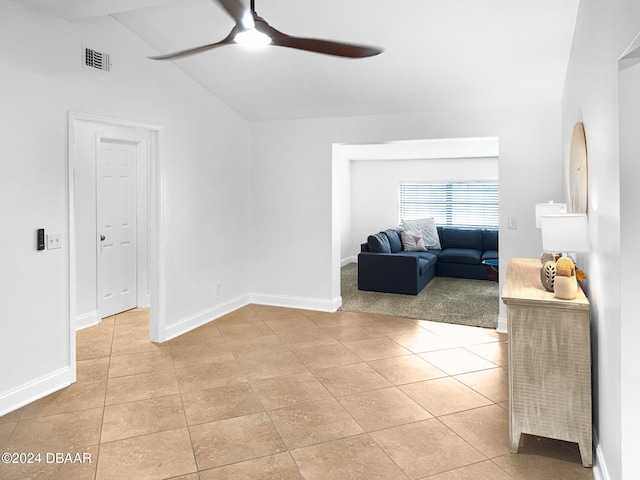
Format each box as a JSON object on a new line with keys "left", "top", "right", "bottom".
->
{"left": 357, "top": 252, "right": 423, "bottom": 295}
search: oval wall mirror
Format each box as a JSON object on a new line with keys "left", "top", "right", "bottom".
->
{"left": 569, "top": 122, "right": 588, "bottom": 213}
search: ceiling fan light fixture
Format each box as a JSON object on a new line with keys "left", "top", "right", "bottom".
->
{"left": 234, "top": 28, "right": 272, "bottom": 47}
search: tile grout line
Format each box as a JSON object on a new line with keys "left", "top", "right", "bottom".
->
{"left": 94, "top": 313, "right": 117, "bottom": 480}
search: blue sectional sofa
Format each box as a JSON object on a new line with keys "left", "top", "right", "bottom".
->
{"left": 357, "top": 226, "right": 498, "bottom": 295}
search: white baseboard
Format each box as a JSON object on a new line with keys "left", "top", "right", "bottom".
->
{"left": 161, "top": 295, "right": 251, "bottom": 342}
{"left": 250, "top": 293, "right": 342, "bottom": 313}
{"left": 592, "top": 430, "right": 610, "bottom": 480}
{"left": 341, "top": 256, "right": 357, "bottom": 266}
{"left": 160, "top": 292, "right": 343, "bottom": 343}
{"left": 497, "top": 314, "right": 507, "bottom": 333}
{"left": 0, "top": 367, "right": 73, "bottom": 418}
{"left": 76, "top": 310, "right": 99, "bottom": 331}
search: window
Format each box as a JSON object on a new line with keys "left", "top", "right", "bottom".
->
{"left": 399, "top": 182, "right": 499, "bottom": 228}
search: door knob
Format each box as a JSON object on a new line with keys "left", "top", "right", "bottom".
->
{"left": 100, "top": 235, "right": 106, "bottom": 241}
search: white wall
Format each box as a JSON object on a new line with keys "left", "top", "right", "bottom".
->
{"left": 617, "top": 2, "right": 640, "bottom": 478}
{"left": 619, "top": 61, "right": 640, "bottom": 480}
{"left": 337, "top": 148, "right": 353, "bottom": 265}
{"left": 250, "top": 103, "right": 564, "bottom": 326}
{"left": 561, "top": 0, "right": 634, "bottom": 478}
{"left": 347, "top": 156, "right": 499, "bottom": 261}
{"left": 0, "top": 1, "right": 250, "bottom": 415}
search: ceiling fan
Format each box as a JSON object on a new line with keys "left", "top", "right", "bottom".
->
{"left": 150, "top": 0, "right": 383, "bottom": 60}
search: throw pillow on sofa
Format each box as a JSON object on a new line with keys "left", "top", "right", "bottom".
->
{"left": 402, "top": 217, "right": 442, "bottom": 249}
{"left": 400, "top": 230, "right": 426, "bottom": 251}
{"left": 367, "top": 232, "right": 391, "bottom": 253}
{"left": 383, "top": 229, "right": 404, "bottom": 253}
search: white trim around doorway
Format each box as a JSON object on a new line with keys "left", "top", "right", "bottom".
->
{"left": 68, "top": 112, "right": 165, "bottom": 362}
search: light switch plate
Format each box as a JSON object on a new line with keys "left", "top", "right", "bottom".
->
{"left": 47, "top": 233, "right": 62, "bottom": 249}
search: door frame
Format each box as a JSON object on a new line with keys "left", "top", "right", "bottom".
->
{"left": 68, "top": 112, "right": 165, "bottom": 379}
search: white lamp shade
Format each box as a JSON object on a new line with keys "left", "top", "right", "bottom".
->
{"left": 540, "top": 214, "right": 590, "bottom": 253}
{"left": 535, "top": 202, "right": 567, "bottom": 228}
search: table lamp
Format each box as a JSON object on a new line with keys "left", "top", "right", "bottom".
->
{"left": 540, "top": 214, "right": 590, "bottom": 254}
{"left": 535, "top": 201, "right": 567, "bottom": 228}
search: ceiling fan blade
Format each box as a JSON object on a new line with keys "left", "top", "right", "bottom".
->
{"left": 149, "top": 4, "right": 383, "bottom": 61}
{"left": 216, "top": 0, "right": 249, "bottom": 25}
{"left": 149, "top": 31, "right": 236, "bottom": 60}
{"left": 258, "top": 22, "right": 382, "bottom": 58}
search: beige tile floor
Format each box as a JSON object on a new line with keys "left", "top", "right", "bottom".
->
{"left": 0, "top": 305, "right": 594, "bottom": 480}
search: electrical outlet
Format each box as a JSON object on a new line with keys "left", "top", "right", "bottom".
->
{"left": 47, "top": 233, "right": 62, "bottom": 249}
{"left": 508, "top": 217, "right": 518, "bottom": 229}
{"left": 215, "top": 283, "right": 222, "bottom": 296}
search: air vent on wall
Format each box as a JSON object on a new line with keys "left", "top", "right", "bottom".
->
{"left": 84, "top": 47, "right": 110, "bottom": 73}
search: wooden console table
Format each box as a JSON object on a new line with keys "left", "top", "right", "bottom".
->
{"left": 502, "top": 258, "right": 592, "bottom": 467}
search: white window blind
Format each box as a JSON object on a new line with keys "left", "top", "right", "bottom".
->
{"left": 399, "top": 182, "right": 499, "bottom": 228}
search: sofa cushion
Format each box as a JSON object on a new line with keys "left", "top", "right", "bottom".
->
{"left": 400, "top": 230, "right": 426, "bottom": 251}
{"left": 367, "top": 233, "right": 391, "bottom": 253}
{"left": 383, "top": 229, "right": 403, "bottom": 253}
{"left": 417, "top": 258, "right": 432, "bottom": 275}
{"left": 483, "top": 229, "right": 499, "bottom": 251}
{"left": 399, "top": 251, "right": 439, "bottom": 263}
{"left": 438, "top": 248, "right": 483, "bottom": 265}
{"left": 441, "top": 228, "right": 483, "bottom": 250}
{"left": 402, "top": 218, "right": 441, "bottom": 249}
{"left": 482, "top": 250, "right": 499, "bottom": 261}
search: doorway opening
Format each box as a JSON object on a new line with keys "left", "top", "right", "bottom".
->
{"left": 331, "top": 137, "right": 500, "bottom": 312}
{"left": 68, "top": 112, "right": 164, "bottom": 371}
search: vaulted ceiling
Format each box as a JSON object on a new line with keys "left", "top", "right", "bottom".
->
{"left": 14, "top": 0, "right": 580, "bottom": 121}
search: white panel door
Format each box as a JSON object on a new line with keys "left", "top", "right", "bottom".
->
{"left": 98, "top": 138, "right": 137, "bottom": 318}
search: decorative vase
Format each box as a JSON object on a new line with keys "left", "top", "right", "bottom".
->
{"left": 554, "top": 275, "right": 578, "bottom": 300}
{"left": 540, "top": 261, "right": 556, "bottom": 292}
{"left": 540, "top": 252, "right": 555, "bottom": 265}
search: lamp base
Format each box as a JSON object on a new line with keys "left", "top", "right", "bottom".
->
{"left": 554, "top": 275, "right": 578, "bottom": 300}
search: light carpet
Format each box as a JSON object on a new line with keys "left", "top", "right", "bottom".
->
{"left": 339, "top": 263, "right": 499, "bottom": 329}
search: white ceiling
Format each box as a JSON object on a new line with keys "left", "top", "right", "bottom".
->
{"left": 15, "top": 0, "right": 580, "bottom": 122}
